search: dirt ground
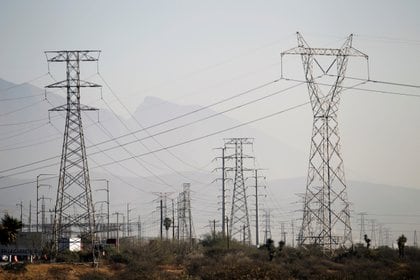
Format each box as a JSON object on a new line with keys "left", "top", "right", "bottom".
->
{"left": 0, "top": 263, "right": 118, "bottom": 280}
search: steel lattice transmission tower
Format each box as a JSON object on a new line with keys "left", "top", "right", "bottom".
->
{"left": 281, "top": 33, "right": 368, "bottom": 251}
{"left": 224, "top": 138, "right": 253, "bottom": 245}
{"left": 46, "top": 50, "right": 101, "bottom": 252}
{"left": 177, "top": 183, "right": 193, "bottom": 243}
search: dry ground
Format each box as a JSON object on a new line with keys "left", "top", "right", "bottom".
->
{"left": 0, "top": 263, "right": 117, "bottom": 280}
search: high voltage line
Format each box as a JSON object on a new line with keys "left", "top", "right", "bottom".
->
{"left": 1, "top": 75, "right": 419, "bottom": 179}
{"left": 0, "top": 100, "right": 310, "bottom": 190}
{"left": 98, "top": 74, "right": 207, "bottom": 185}
{"left": 45, "top": 73, "right": 178, "bottom": 191}
{"left": 1, "top": 77, "right": 419, "bottom": 184}
{"left": 0, "top": 78, "right": 282, "bottom": 175}
{"left": 0, "top": 73, "right": 419, "bottom": 188}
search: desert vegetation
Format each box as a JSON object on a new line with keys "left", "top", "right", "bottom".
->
{"left": 2, "top": 234, "right": 420, "bottom": 279}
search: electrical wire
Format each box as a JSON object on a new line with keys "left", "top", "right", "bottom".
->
{"left": 0, "top": 100, "right": 310, "bottom": 190}
{"left": 86, "top": 80, "right": 305, "bottom": 157}
{"left": 95, "top": 101, "right": 310, "bottom": 169}
{"left": 0, "top": 78, "right": 282, "bottom": 176}
{"left": 0, "top": 123, "right": 49, "bottom": 142}
{"left": 284, "top": 78, "right": 420, "bottom": 98}
{"left": 0, "top": 99, "right": 45, "bottom": 117}
{"left": 44, "top": 75, "right": 177, "bottom": 192}
{"left": 0, "top": 73, "right": 50, "bottom": 94}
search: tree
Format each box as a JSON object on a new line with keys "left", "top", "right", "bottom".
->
{"left": 0, "top": 214, "right": 23, "bottom": 245}
{"left": 164, "top": 217, "right": 172, "bottom": 239}
{"left": 397, "top": 234, "right": 407, "bottom": 258}
{"left": 364, "top": 234, "right": 371, "bottom": 249}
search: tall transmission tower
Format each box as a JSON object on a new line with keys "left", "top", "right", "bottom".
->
{"left": 224, "top": 138, "right": 253, "bottom": 245}
{"left": 177, "top": 183, "right": 193, "bottom": 243}
{"left": 359, "top": 212, "right": 367, "bottom": 243}
{"left": 281, "top": 33, "right": 369, "bottom": 251}
{"left": 263, "top": 209, "right": 272, "bottom": 244}
{"left": 46, "top": 50, "right": 101, "bottom": 252}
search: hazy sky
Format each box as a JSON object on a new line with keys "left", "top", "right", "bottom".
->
{"left": 1, "top": 0, "right": 419, "bottom": 189}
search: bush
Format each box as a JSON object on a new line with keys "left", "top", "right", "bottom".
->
{"left": 80, "top": 271, "right": 111, "bottom": 280}
{"left": 55, "top": 250, "right": 80, "bottom": 262}
{"left": 1, "top": 262, "right": 27, "bottom": 273}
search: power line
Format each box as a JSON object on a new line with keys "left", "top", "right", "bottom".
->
{"left": 0, "top": 99, "right": 45, "bottom": 117}
{"left": 44, "top": 76, "right": 177, "bottom": 192}
{"left": 0, "top": 78, "right": 282, "bottom": 176}
{"left": 85, "top": 79, "right": 302, "bottom": 157}
{"left": 326, "top": 74, "right": 420, "bottom": 89}
{"left": 97, "top": 80, "right": 194, "bottom": 186}
{"left": 94, "top": 101, "right": 309, "bottom": 169}
{"left": 0, "top": 93, "right": 45, "bottom": 102}
{"left": 0, "top": 123, "right": 49, "bottom": 142}
{"left": 0, "top": 73, "right": 50, "bottom": 94}
{"left": 0, "top": 101, "right": 310, "bottom": 190}
{"left": 284, "top": 78, "right": 420, "bottom": 98}
{"left": 90, "top": 77, "right": 281, "bottom": 156}
{"left": 0, "top": 117, "right": 54, "bottom": 127}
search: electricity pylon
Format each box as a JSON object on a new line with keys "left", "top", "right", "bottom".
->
{"left": 46, "top": 50, "right": 101, "bottom": 253}
{"left": 178, "top": 183, "right": 193, "bottom": 243}
{"left": 281, "top": 33, "right": 368, "bottom": 251}
{"left": 224, "top": 138, "right": 253, "bottom": 245}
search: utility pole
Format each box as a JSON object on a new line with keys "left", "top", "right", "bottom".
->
{"left": 160, "top": 199, "right": 163, "bottom": 240}
{"left": 16, "top": 201, "right": 23, "bottom": 223}
{"left": 291, "top": 220, "right": 295, "bottom": 248}
{"left": 226, "top": 216, "right": 230, "bottom": 249}
{"left": 126, "top": 203, "right": 131, "bottom": 237}
{"left": 45, "top": 50, "right": 101, "bottom": 254}
{"left": 93, "top": 179, "right": 110, "bottom": 240}
{"left": 137, "top": 216, "right": 141, "bottom": 241}
{"left": 28, "top": 200, "right": 32, "bottom": 232}
{"left": 414, "top": 230, "right": 418, "bottom": 248}
{"left": 253, "top": 169, "right": 265, "bottom": 247}
{"left": 213, "top": 219, "right": 216, "bottom": 240}
{"left": 214, "top": 147, "right": 228, "bottom": 237}
{"left": 172, "top": 199, "right": 175, "bottom": 240}
{"left": 281, "top": 222, "right": 287, "bottom": 244}
{"left": 359, "top": 212, "right": 367, "bottom": 244}
{"left": 36, "top": 174, "right": 53, "bottom": 233}
{"left": 113, "top": 212, "right": 122, "bottom": 252}
{"left": 263, "top": 209, "right": 272, "bottom": 244}
{"left": 282, "top": 33, "right": 369, "bottom": 252}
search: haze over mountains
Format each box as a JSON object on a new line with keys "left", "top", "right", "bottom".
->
{"left": 0, "top": 78, "right": 419, "bottom": 245}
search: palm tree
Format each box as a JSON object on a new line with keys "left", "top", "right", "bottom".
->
{"left": 0, "top": 214, "right": 23, "bottom": 245}
{"left": 164, "top": 217, "right": 172, "bottom": 239}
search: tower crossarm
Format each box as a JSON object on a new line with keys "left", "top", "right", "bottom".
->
{"left": 281, "top": 47, "right": 368, "bottom": 58}
{"left": 46, "top": 80, "right": 101, "bottom": 88}
{"left": 45, "top": 50, "right": 101, "bottom": 62}
{"left": 281, "top": 32, "right": 368, "bottom": 59}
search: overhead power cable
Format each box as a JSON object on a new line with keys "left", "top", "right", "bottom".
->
{"left": 326, "top": 74, "right": 420, "bottom": 89}
{"left": 95, "top": 101, "right": 310, "bottom": 169}
{"left": 0, "top": 73, "right": 50, "bottom": 94}
{"left": 87, "top": 78, "right": 282, "bottom": 152}
{"left": 284, "top": 78, "right": 420, "bottom": 98}
{"left": 98, "top": 72, "right": 280, "bottom": 172}
{"left": 0, "top": 123, "right": 49, "bottom": 142}
{"left": 98, "top": 79, "right": 197, "bottom": 186}
{"left": 0, "top": 78, "right": 280, "bottom": 176}
{"left": 44, "top": 74, "right": 176, "bottom": 192}
{"left": 0, "top": 99, "right": 45, "bottom": 117}
{"left": 86, "top": 80, "right": 305, "bottom": 157}
{"left": 0, "top": 100, "right": 310, "bottom": 190}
